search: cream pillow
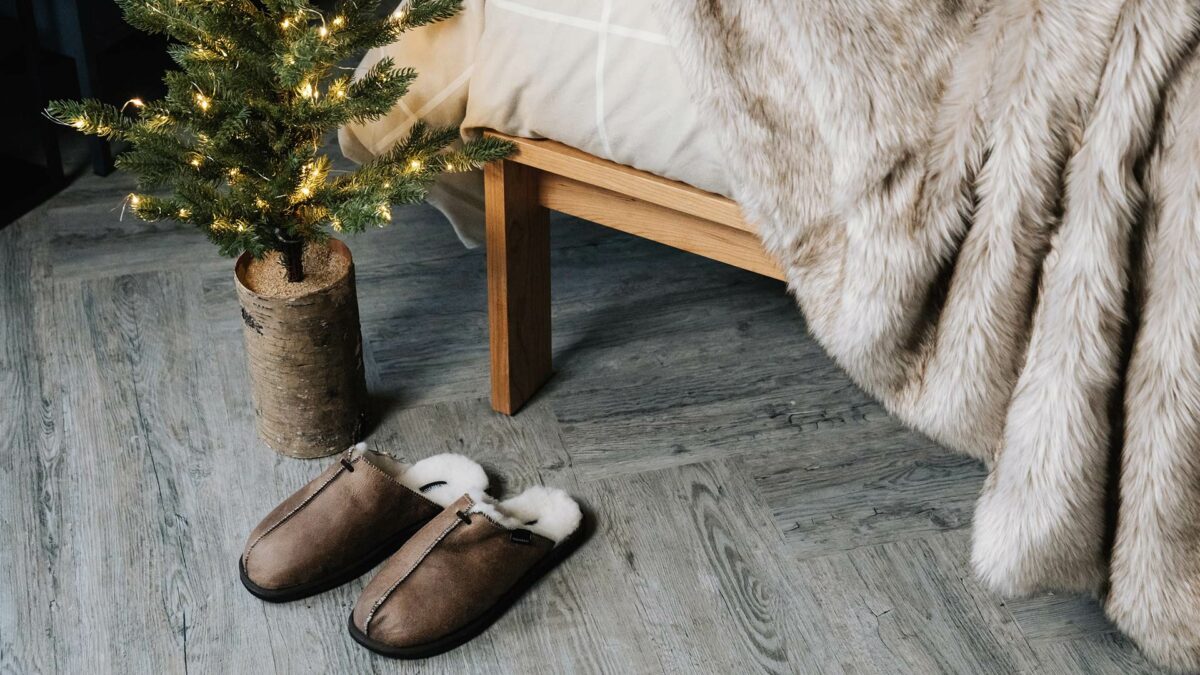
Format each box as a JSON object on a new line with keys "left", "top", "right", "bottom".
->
{"left": 340, "top": 1, "right": 730, "bottom": 245}
{"left": 462, "top": 0, "right": 728, "bottom": 198}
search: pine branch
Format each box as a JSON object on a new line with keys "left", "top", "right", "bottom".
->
{"left": 45, "top": 100, "right": 133, "bottom": 139}
{"left": 399, "top": 0, "right": 463, "bottom": 30}
{"left": 437, "top": 136, "right": 516, "bottom": 172}
{"left": 47, "top": 0, "right": 511, "bottom": 264}
{"left": 343, "top": 58, "right": 417, "bottom": 121}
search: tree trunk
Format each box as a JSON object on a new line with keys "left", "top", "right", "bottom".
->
{"left": 234, "top": 239, "right": 368, "bottom": 458}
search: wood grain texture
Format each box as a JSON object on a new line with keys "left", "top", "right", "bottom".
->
{"left": 486, "top": 131, "right": 748, "bottom": 232}
{"left": 38, "top": 274, "right": 188, "bottom": 671}
{"left": 583, "top": 460, "right": 806, "bottom": 673}
{"left": 782, "top": 531, "right": 1039, "bottom": 674}
{"left": 741, "top": 412, "right": 987, "bottom": 558}
{"left": 1032, "top": 632, "right": 1170, "bottom": 674}
{"left": 0, "top": 216, "right": 59, "bottom": 675}
{"left": 1004, "top": 593, "right": 1117, "bottom": 644}
{"left": 0, "top": 167, "right": 1169, "bottom": 673}
{"left": 539, "top": 173, "right": 784, "bottom": 280}
{"left": 486, "top": 159, "right": 553, "bottom": 415}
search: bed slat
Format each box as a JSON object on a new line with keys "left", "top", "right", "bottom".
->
{"left": 485, "top": 132, "right": 754, "bottom": 234}
{"left": 538, "top": 173, "right": 785, "bottom": 280}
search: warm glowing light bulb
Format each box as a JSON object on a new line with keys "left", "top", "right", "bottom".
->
{"left": 194, "top": 93, "right": 210, "bottom": 111}
{"left": 318, "top": 25, "right": 328, "bottom": 37}
{"left": 298, "top": 82, "right": 315, "bottom": 99}
{"left": 190, "top": 157, "right": 202, "bottom": 168}
{"left": 332, "top": 16, "right": 345, "bottom": 26}
{"left": 72, "top": 119, "right": 86, "bottom": 129}
{"left": 129, "top": 194, "right": 141, "bottom": 207}
{"left": 281, "top": 18, "right": 291, "bottom": 28}
{"left": 300, "top": 186, "right": 312, "bottom": 197}
{"left": 178, "top": 208, "right": 190, "bottom": 219}
{"left": 407, "top": 159, "right": 423, "bottom": 172}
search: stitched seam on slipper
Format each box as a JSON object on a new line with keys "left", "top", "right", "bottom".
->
{"left": 468, "top": 509, "right": 514, "bottom": 533}
{"left": 362, "top": 514, "right": 465, "bottom": 635}
{"left": 357, "top": 457, "right": 436, "bottom": 505}
{"left": 243, "top": 462, "right": 352, "bottom": 568}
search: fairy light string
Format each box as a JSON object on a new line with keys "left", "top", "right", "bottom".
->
{"left": 42, "top": 0, "right": 514, "bottom": 261}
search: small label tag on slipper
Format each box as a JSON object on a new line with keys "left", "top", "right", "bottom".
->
{"left": 511, "top": 529, "right": 533, "bottom": 545}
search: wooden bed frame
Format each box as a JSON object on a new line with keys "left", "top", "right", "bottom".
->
{"left": 483, "top": 130, "right": 784, "bottom": 415}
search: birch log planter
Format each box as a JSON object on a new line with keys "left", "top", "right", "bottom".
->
{"left": 233, "top": 239, "right": 368, "bottom": 458}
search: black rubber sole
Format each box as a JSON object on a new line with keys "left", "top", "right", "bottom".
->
{"left": 347, "top": 513, "right": 591, "bottom": 659}
{"left": 239, "top": 519, "right": 429, "bottom": 603}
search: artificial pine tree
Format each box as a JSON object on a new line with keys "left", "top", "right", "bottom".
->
{"left": 46, "top": 0, "right": 510, "bottom": 282}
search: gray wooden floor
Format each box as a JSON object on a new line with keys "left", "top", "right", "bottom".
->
{"left": 0, "top": 168, "right": 1168, "bottom": 674}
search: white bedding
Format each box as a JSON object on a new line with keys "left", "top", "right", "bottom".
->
{"left": 338, "top": 0, "right": 727, "bottom": 245}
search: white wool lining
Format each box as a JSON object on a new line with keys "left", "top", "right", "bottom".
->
{"left": 466, "top": 486, "right": 582, "bottom": 544}
{"left": 348, "top": 443, "right": 488, "bottom": 508}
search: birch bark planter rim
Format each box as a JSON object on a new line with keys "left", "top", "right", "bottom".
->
{"left": 234, "top": 239, "right": 368, "bottom": 459}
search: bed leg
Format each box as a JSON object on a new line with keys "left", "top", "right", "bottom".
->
{"left": 485, "top": 159, "right": 552, "bottom": 415}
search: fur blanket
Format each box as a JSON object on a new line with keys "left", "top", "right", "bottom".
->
{"left": 654, "top": 0, "right": 1200, "bottom": 670}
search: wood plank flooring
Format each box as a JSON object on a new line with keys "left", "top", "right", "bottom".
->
{"left": 0, "top": 169, "right": 1169, "bottom": 674}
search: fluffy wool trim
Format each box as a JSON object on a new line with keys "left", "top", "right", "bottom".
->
{"left": 349, "top": 444, "right": 489, "bottom": 508}
{"left": 466, "top": 486, "right": 582, "bottom": 544}
{"left": 656, "top": 0, "right": 1200, "bottom": 670}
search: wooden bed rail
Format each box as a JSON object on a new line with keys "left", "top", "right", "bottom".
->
{"left": 483, "top": 131, "right": 783, "bottom": 415}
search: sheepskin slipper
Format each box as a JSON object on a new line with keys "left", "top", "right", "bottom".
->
{"left": 348, "top": 487, "right": 585, "bottom": 658}
{"left": 239, "top": 444, "right": 488, "bottom": 603}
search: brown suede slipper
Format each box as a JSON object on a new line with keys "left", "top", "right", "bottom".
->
{"left": 239, "top": 444, "right": 488, "bottom": 603}
{"left": 348, "top": 487, "right": 585, "bottom": 658}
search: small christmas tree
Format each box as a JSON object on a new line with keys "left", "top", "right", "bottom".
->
{"left": 46, "top": 0, "right": 509, "bottom": 281}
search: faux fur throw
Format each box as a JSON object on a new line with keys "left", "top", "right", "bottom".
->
{"left": 653, "top": 0, "right": 1200, "bottom": 670}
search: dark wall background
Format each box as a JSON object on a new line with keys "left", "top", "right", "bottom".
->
{"left": 0, "top": 0, "right": 169, "bottom": 226}
{"left": 0, "top": 0, "right": 130, "bottom": 53}
{"left": 0, "top": 0, "right": 343, "bottom": 226}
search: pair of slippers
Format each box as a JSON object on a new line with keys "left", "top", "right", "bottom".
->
{"left": 239, "top": 443, "right": 585, "bottom": 658}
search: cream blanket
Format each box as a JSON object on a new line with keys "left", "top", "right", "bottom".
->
{"left": 655, "top": 0, "right": 1200, "bottom": 670}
